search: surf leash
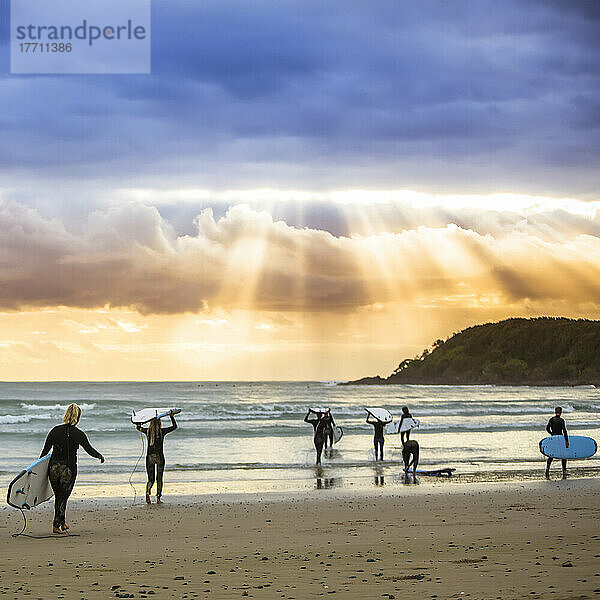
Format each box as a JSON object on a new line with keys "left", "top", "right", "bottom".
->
{"left": 11, "top": 508, "right": 79, "bottom": 538}
{"left": 11, "top": 508, "right": 27, "bottom": 537}
{"left": 128, "top": 429, "right": 146, "bottom": 505}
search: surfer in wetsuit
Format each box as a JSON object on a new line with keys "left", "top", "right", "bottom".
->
{"left": 366, "top": 413, "right": 386, "bottom": 461}
{"left": 314, "top": 418, "right": 327, "bottom": 465}
{"left": 323, "top": 412, "right": 336, "bottom": 449}
{"left": 137, "top": 411, "right": 177, "bottom": 504}
{"left": 402, "top": 439, "right": 419, "bottom": 473}
{"left": 398, "top": 406, "right": 413, "bottom": 444}
{"left": 304, "top": 408, "right": 325, "bottom": 432}
{"left": 304, "top": 409, "right": 327, "bottom": 465}
{"left": 545, "top": 406, "right": 569, "bottom": 480}
{"left": 40, "top": 403, "right": 104, "bottom": 534}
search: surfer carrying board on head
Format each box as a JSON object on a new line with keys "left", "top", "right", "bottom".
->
{"left": 304, "top": 408, "right": 328, "bottom": 432}
{"left": 136, "top": 410, "right": 178, "bottom": 504}
{"left": 365, "top": 410, "right": 389, "bottom": 461}
{"left": 40, "top": 403, "right": 105, "bottom": 534}
{"left": 545, "top": 406, "right": 569, "bottom": 480}
{"left": 304, "top": 409, "right": 327, "bottom": 465}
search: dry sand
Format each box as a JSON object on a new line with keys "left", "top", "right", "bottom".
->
{"left": 1, "top": 479, "right": 599, "bottom": 599}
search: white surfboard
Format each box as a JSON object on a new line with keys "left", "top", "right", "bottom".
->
{"left": 7, "top": 455, "right": 53, "bottom": 510}
{"left": 399, "top": 417, "right": 419, "bottom": 432}
{"left": 131, "top": 407, "right": 181, "bottom": 425}
{"left": 364, "top": 407, "right": 393, "bottom": 424}
{"left": 385, "top": 417, "right": 420, "bottom": 434}
{"left": 308, "top": 407, "right": 330, "bottom": 415}
{"left": 333, "top": 425, "right": 343, "bottom": 444}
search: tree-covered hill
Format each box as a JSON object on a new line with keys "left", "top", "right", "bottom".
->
{"left": 347, "top": 317, "right": 600, "bottom": 386}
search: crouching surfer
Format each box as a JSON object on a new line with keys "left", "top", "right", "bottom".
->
{"left": 40, "top": 403, "right": 104, "bottom": 534}
{"left": 402, "top": 440, "right": 419, "bottom": 474}
{"left": 137, "top": 410, "right": 177, "bottom": 504}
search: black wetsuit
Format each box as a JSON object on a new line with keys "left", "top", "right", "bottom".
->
{"left": 313, "top": 419, "right": 326, "bottom": 465}
{"left": 139, "top": 416, "right": 177, "bottom": 497}
{"left": 546, "top": 415, "right": 568, "bottom": 471}
{"left": 399, "top": 411, "right": 413, "bottom": 444}
{"left": 402, "top": 440, "right": 419, "bottom": 472}
{"left": 323, "top": 413, "right": 336, "bottom": 449}
{"left": 370, "top": 421, "right": 385, "bottom": 461}
{"left": 304, "top": 412, "right": 326, "bottom": 464}
{"left": 40, "top": 424, "right": 102, "bottom": 530}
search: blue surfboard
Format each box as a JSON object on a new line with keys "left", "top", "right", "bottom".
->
{"left": 539, "top": 435, "right": 597, "bottom": 459}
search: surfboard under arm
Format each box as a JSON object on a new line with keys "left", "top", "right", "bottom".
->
{"left": 6, "top": 454, "right": 53, "bottom": 510}
{"left": 386, "top": 418, "right": 420, "bottom": 434}
{"left": 333, "top": 425, "right": 343, "bottom": 444}
{"left": 539, "top": 435, "right": 597, "bottom": 459}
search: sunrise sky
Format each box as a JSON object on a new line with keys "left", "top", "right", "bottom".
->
{"left": 1, "top": 1, "right": 600, "bottom": 380}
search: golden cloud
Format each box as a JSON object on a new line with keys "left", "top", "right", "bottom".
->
{"left": 1, "top": 196, "right": 600, "bottom": 315}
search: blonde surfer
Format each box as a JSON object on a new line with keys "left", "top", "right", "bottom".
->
{"left": 40, "top": 403, "right": 104, "bottom": 534}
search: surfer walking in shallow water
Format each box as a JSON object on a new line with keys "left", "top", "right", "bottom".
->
{"left": 137, "top": 410, "right": 177, "bottom": 504}
{"left": 40, "top": 403, "right": 104, "bottom": 534}
{"left": 398, "top": 406, "right": 413, "bottom": 444}
{"left": 304, "top": 409, "right": 327, "bottom": 465}
{"left": 366, "top": 412, "right": 386, "bottom": 461}
{"left": 545, "top": 406, "right": 569, "bottom": 480}
{"left": 323, "top": 411, "right": 336, "bottom": 449}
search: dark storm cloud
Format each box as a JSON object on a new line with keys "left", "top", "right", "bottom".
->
{"left": 1, "top": 0, "right": 600, "bottom": 193}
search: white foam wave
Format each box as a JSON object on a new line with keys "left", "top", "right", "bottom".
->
{"left": 20, "top": 402, "right": 96, "bottom": 411}
{"left": 0, "top": 414, "right": 32, "bottom": 424}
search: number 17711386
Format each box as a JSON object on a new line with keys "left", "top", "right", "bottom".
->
{"left": 19, "top": 42, "right": 72, "bottom": 52}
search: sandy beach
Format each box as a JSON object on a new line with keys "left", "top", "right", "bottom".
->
{"left": 1, "top": 478, "right": 599, "bottom": 599}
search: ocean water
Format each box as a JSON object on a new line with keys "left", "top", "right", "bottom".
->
{"left": 1, "top": 382, "right": 599, "bottom": 495}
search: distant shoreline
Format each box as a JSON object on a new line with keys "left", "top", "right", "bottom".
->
{"left": 341, "top": 377, "right": 598, "bottom": 387}
{"left": 343, "top": 317, "right": 600, "bottom": 388}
